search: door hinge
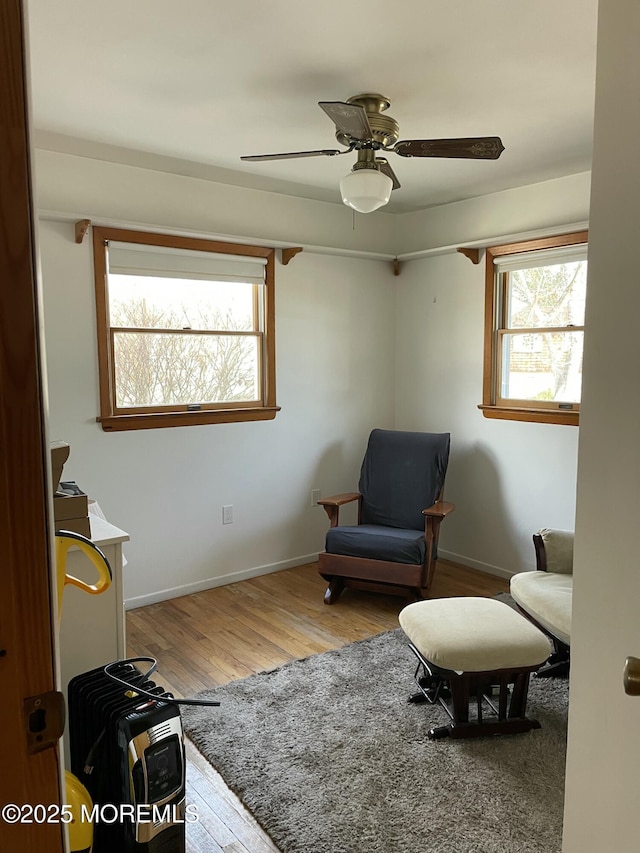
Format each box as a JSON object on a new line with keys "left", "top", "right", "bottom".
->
{"left": 23, "top": 690, "right": 65, "bottom": 754}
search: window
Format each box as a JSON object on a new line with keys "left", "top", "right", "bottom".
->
{"left": 480, "top": 231, "right": 588, "bottom": 425}
{"left": 92, "top": 227, "right": 279, "bottom": 431}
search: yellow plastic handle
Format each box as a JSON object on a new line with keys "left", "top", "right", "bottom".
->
{"left": 55, "top": 531, "right": 112, "bottom": 617}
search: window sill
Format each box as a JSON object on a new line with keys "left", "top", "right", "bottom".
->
{"left": 97, "top": 406, "right": 281, "bottom": 432}
{"left": 478, "top": 404, "right": 579, "bottom": 426}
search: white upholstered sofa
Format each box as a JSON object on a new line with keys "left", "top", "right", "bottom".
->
{"left": 510, "top": 528, "right": 573, "bottom": 676}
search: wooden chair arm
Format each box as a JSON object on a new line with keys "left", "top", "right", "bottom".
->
{"left": 533, "top": 528, "right": 574, "bottom": 574}
{"left": 317, "top": 492, "right": 361, "bottom": 507}
{"left": 533, "top": 532, "right": 547, "bottom": 572}
{"left": 423, "top": 501, "right": 456, "bottom": 519}
{"left": 421, "top": 500, "right": 455, "bottom": 590}
{"left": 318, "top": 492, "right": 362, "bottom": 528}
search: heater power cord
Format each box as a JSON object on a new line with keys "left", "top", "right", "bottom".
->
{"left": 103, "top": 657, "right": 221, "bottom": 707}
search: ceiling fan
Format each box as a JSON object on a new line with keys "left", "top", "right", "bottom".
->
{"left": 241, "top": 94, "right": 505, "bottom": 213}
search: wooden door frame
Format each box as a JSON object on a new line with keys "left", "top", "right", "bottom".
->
{"left": 0, "top": 1, "right": 65, "bottom": 850}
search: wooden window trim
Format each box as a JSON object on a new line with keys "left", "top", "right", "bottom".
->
{"left": 93, "top": 227, "right": 279, "bottom": 431}
{"left": 480, "top": 230, "right": 587, "bottom": 426}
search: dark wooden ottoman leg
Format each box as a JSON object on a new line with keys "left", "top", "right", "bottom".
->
{"left": 509, "top": 671, "right": 531, "bottom": 718}
{"left": 422, "top": 666, "right": 542, "bottom": 740}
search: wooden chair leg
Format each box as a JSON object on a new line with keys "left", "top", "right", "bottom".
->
{"left": 406, "top": 587, "right": 425, "bottom": 603}
{"left": 323, "top": 578, "right": 345, "bottom": 605}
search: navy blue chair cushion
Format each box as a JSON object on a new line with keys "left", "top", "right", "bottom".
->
{"left": 326, "top": 525, "right": 428, "bottom": 565}
{"left": 323, "top": 429, "right": 450, "bottom": 565}
{"left": 359, "top": 429, "right": 450, "bottom": 530}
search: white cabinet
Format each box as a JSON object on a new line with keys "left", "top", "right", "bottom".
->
{"left": 58, "top": 514, "right": 129, "bottom": 697}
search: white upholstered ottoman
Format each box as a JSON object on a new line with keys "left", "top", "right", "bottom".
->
{"left": 399, "top": 597, "right": 551, "bottom": 739}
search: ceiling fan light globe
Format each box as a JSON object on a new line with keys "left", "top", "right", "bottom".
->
{"left": 339, "top": 168, "right": 393, "bottom": 213}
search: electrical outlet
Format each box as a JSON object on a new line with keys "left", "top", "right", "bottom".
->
{"left": 222, "top": 504, "right": 233, "bottom": 525}
{"left": 311, "top": 489, "right": 321, "bottom": 507}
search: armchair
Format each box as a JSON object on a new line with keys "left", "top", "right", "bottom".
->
{"left": 510, "top": 528, "right": 573, "bottom": 677}
{"left": 317, "top": 429, "right": 455, "bottom": 604}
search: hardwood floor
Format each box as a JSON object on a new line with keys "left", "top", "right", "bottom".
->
{"left": 126, "top": 560, "right": 509, "bottom": 852}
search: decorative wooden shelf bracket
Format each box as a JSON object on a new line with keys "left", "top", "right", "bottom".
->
{"left": 393, "top": 257, "right": 401, "bottom": 276}
{"left": 281, "top": 247, "right": 303, "bottom": 265}
{"left": 457, "top": 247, "right": 482, "bottom": 265}
{"left": 75, "top": 219, "right": 92, "bottom": 244}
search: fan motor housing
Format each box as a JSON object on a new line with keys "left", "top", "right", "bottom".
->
{"left": 336, "top": 93, "right": 399, "bottom": 148}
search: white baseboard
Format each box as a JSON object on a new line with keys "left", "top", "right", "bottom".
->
{"left": 438, "top": 549, "right": 514, "bottom": 581}
{"left": 125, "top": 549, "right": 514, "bottom": 610}
{"left": 124, "top": 552, "right": 320, "bottom": 610}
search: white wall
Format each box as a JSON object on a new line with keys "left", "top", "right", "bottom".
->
{"left": 562, "top": 1, "right": 640, "bottom": 849}
{"left": 36, "top": 155, "right": 396, "bottom": 607}
{"left": 36, "top": 145, "right": 592, "bottom": 605}
{"left": 35, "top": 149, "right": 398, "bottom": 256}
{"left": 394, "top": 185, "right": 589, "bottom": 576}
{"left": 394, "top": 171, "right": 591, "bottom": 256}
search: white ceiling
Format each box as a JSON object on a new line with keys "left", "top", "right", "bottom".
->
{"left": 26, "top": 0, "right": 599, "bottom": 214}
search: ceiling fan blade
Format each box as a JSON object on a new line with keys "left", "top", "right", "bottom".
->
{"left": 394, "top": 137, "right": 505, "bottom": 160}
{"left": 318, "top": 101, "right": 373, "bottom": 140}
{"left": 376, "top": 158, "right": 401, "bottom": 190}
{"left": 241, "top": 148, "right": 349, "bottom": 162}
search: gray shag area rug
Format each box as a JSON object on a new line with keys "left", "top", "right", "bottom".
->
{"left": 183, "top": 625, "right": 568, "bottom": 853}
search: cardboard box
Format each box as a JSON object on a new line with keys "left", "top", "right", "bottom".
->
{"left": 54, "top": 492, "right": 89, "bottom": 521}
{"left": 54, "top": 491, "right": 90, "bottom": 537}
{"left": 50, "top": 442, "right": 91, "bottom": 538}
{"left": 50, "top": 441, "right": 70, "bottom": 493}
{"left": 53, "top": 514, "right": 91, "bottom": 537}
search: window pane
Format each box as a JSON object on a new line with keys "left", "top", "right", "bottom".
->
{"left": 500, "top": 331, "right": 583, "bottom": 403}
{"left": 113, "top": 332, "right": 260, "bottom": 408}
{"left": 506, "top": 260, "right": 587, "bottom": 329}
{"left": 108, "top": 274, "right": 256, "bottom": 332}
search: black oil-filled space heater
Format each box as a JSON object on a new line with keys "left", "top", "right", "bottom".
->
{"left": 68, "top": 662, "right": 186, "bottom": 853}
